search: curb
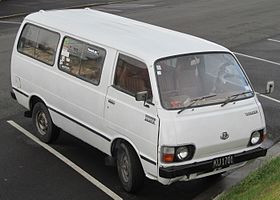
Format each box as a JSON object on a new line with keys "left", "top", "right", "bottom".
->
{"left": 213, "top": 192, "right": 225, "bottom": 200}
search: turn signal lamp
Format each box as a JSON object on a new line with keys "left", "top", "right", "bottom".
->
{"left": 162, "top": 147, "right": 175, "bottom": 163}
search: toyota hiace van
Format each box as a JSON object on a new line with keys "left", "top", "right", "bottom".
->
{"left": 11, "top": 9, "right": 269, "bottom": 192}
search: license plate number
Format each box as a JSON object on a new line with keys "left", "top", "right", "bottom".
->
{"left": 213, "top": 155, "right": 234, "bottom": 168}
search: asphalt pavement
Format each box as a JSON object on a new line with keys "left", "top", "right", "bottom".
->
{"left": 0, "top": 0, "right": 127, "bottom": 18}
{"left": 1, "top": 0, "right": 280, "bottom": 199}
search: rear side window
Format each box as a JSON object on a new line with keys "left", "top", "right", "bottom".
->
{"left": 17, "top": 24, "right": 60, "bottom": 66}
{"left": 58, "top": 37, "right": 106, "bottom": 85}
{"left": 114, "top": 54, "right": 152, "bottom": 99}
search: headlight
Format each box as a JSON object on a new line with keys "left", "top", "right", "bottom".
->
{"left": 176, "top": 147, "right": 189, "bottom": 160}
{"left": 248, "top": 130, "right": 264, "bottom": 146}
{"left": 162, "top": 145, "right": 195, "bottom": 163}
{"left": 251, "top": 131, "right": 261, "bottom": 145}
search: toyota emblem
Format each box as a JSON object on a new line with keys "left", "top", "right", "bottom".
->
{"left": 220, "top": 132, "right": 229, "bottom": 140}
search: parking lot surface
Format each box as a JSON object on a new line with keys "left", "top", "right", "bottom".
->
{"left": 1, "top": 0, "right": 280, "bottom": 199}
{"left": 0, "top": 0, "right": 125, "bottom": 17}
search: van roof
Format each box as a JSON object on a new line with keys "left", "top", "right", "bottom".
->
{"left": 25, "top": 9, "right": 229, "bottom": 65}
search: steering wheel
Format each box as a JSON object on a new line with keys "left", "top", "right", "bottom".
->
{"left": 212, "top": 63, "right": 233, "bottom": 93}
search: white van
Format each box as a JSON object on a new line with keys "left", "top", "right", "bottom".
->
{"left": 11, "top": 9, "right": 269, "bottom": 192}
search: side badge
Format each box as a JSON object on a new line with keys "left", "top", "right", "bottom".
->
{"left": 245, "top": 110, "right": 258, "bottom": 116}
{"left": 145, "top": 115, "right": 156, "bottom": 125}
{"left": 220, "top": 132, "right": 229, "bottom": 140}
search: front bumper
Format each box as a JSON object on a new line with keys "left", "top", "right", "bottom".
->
{"left": 159, "top": 147, "right": 267, "bottom": 178}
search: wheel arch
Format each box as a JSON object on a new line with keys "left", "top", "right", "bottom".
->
{"left": 29, "top": 95, "right": 47, "bottom": 112}
{"left": 111, "top": 137, "right": 138, "bottom": 156}
{"left": 111, "top": 137, "right": 143, "bottom": 167}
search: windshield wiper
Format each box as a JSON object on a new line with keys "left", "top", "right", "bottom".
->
{"left": 221, "top": 91, "right": 253, "bottom": 107}
{"left": 177, "top": 94, "right": 217, "bottom": 114}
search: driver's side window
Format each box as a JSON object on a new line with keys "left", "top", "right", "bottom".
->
{"left": 113, "top": 54, "right": 152, "bottom": 100}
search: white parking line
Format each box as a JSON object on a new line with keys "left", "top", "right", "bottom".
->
{"left": 234, "top": 52, "right": 280, "bottom": 66}
{"left": 257, "top": 93, "right": 280, "bottom": 104}
{"left": 7, "top": 120, "right": 122, "bottom": 200}
{"left": 130, "top": 4, "right": 156, "bottom": 7}
{"left": 0, "top": 20, "right": 21, "bottom": 24}
{"left": 233, "top": 52, "right": 280, "bottom": 104}
{"left": 267, "top": 38, "right": 280, "bottom": 43}
{"left": 96, "top": 8, "right": 123, "bottom": 12}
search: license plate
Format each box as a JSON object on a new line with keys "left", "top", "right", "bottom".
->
{"left": 213, "top": 155, "right": 234, "bottom": 168}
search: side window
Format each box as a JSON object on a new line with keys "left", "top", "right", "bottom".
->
{"left": 58, "top": 37, "right": 106, "bottom": 85}
{"left": 114, "top": 54, "right": 152, "bottom": 99}
{"left": 17, "top": 24, "right": 39, "bottom": 58}
{"left": 17, "top": 24, "right": 60, "bottom": 65}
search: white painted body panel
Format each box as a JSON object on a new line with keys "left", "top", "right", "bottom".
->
{"left": 105, "top": 86, "right": 159, "bottom": 177}
{"left": 159, "top": 97, "right": 263, "bottom": 158}
{"left": 158, "top": 96, "right": 264, "bottom": 159}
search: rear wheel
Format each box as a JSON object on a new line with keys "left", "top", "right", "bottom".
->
{"left": 32, "top": 102, "right": 59, "bottom": 143}
{"left": 116, "top": 142, "right": 144, "bottom": 193}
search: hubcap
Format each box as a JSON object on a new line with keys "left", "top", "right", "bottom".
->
{"left": 36, "top": 111, "right": 48, "bottom": 135}
{"left": 120, "top": 151, "right": 129, "bottom": 183}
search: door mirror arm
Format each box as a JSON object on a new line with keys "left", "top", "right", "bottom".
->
{"left": 135, "top": 91, "right": 150, "bottom": 108}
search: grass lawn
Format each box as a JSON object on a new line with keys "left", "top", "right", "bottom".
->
{"left": 218, "top": 156, "right": 280, "bottom": 200}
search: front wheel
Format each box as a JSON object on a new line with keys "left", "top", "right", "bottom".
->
{"left": 32, "top": 102, "right": 59, "bottom": 143}
{"left": 116, "top": 142, "right": 144, "bottom": 193}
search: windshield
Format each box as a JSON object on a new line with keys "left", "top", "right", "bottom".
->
{"left": 155, "top": 52, "right": 253, "bottom": 109}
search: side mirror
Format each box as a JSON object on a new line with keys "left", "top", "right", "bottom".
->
{"left": 135, "top": 91, "right": 148, "bottom": 101}
{"left": 265, "top": 81, "right": 274, "bottom": 94}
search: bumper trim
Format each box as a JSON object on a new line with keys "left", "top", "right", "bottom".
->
{"left": 159, "top": 147, "right": 267, "bottom": 178}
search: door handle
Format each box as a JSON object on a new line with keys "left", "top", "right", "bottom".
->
{"left": 108, "top": 99, "right": 115, "bottom": 105}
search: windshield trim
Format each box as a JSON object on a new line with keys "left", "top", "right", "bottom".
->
{"left": 153, "top": 51, "right": 255, "bottom": 111}
{"left": 166, "top": 94, "right": 255, "bottom": 111}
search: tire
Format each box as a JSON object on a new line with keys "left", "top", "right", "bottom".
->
{"left": 116, "top": 142, "right": 144, "bottom": 193}
{"left": 32, "top": 102, "right": 59, "bottom": 143}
